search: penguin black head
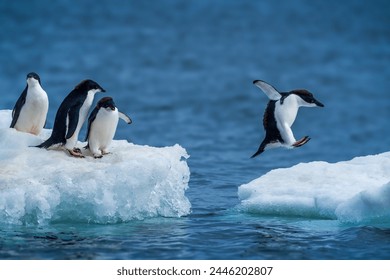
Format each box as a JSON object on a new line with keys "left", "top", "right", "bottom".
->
{"left": 75, "top": 79, "right": 106, "bottom": 93}
{"left": 291, "top": 89, "right": 324, "bottom": 108}
{"left": 26, "top": 72, "right": 41, "bottom": 85}
{"left": 97, "top": 96, "right": 116, "bottom": 111}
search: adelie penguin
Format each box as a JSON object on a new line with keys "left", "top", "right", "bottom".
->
{"left": 10, "top": 72, "right": 49, "bottom": 135}
{"left": 251, "top": 80, "right": 324, "bottom": 158}
{"left": 36, "top": 79, "right": 105, "bottom": 157}
{"left": 85, "top": 97, "right": 132, "bottom": 158}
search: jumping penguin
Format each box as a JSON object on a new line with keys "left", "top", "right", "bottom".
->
{"left": 251, "top": 79, "right": 324, "bottom": 158}
{"left": 36, "top": 79, "right": 105, "bottom": 157}
{"left": 85, "top": 97, "right": 132, "bottom": 158}
{"left": 10, "top": 72, "right": 48, "bottom": 135}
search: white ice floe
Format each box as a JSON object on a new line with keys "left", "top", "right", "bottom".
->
{"left": 238, "top": 151, "right": 390, "bottom": 224}
{"left": 0, "top": 110, "right": 191, "bottom": 224}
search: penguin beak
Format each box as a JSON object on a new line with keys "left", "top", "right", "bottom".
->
{"left": 104, "top": 106, "right": 115, "bottom": 112}
{"left": 100, "top": 88, "right": 106, "bottom": 93}
{"left": 26, "top": 76, "right": 37, "bottom": 84}
{"left": 314, "top": 100, "right": 324, "bottom": 107}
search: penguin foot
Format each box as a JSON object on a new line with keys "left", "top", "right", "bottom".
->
{"left": 73, "top": 147, "right": 82, "bottom": 153}
{"left": 67, "top": 148, "right": 85, "bottom": 158}
{"left": 292, "top": 136, "right": 311, "bottom": 148}
{"left": 93, "top": 151, "right": 110, "bottom": 158}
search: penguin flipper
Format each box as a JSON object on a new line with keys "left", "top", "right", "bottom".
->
{"left": 65, "top": 105, "right": 81, "bottom": 140}
{"left": 118, "top": 111, "right": 132, "bottom": 124}
{"left": 253, "top": 80, "right": 281, "bottom": 101}
{"left": 10, "top": 87, "right": 28, "bottom": 128}
{"left": 84, "top": 106, "right": 99, "bottom": 141}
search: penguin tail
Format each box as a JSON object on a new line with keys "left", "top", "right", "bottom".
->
{"left": 251, "top": 140, "right": 268, "bottom": 158}
{"left": 251, "top": 148, "right": 264, "bottom": 158}
{"left": 35, "top": 137, "right": 55, "bottom": 149}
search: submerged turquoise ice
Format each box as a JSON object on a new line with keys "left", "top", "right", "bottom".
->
{"left": 1, "top": 0, "right": 389, "bottom": 259}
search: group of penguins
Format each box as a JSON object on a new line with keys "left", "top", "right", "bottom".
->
{"left": 9, "top": 72, "right": 325, "bottom": 159}
{"left": 9, "top": 72, "right": 132, "bottom": 158}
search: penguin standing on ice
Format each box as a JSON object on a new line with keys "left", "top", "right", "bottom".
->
{"left": 85, "top": 97, "right": 132, "bottom": 158}
{"left": 10, "top": 72, "right": 48, "bottom": 135}
{"left": 251, "top": 80, "right": 324, "bottom": 158}
{"left": 36, "top": 79, "right": 105, "bottom": 157}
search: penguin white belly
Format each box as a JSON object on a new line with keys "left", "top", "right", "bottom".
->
{"left": 14, "top": 87, "right": 48, "bottom": 135}
{"left": 274, "top": 97, "right": 299, "bottom": 145}
{"left": 89, "top": 109, "right": 119, "bottom": 156}
{"left": 275, "top": 97, "right": 298, "bottom": 127}
{"left": 65, "top": 91, "right": 95, "bottom": 149}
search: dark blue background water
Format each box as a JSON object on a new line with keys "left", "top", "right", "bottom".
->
{"left": 1, "top": 0, "right": 389, "bottom": 259}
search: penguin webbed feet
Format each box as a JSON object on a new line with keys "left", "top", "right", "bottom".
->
{"left": 292, "top": 136, "right": 311, "bottom": 148}
{"left": 93, "top": 151, "right": 110, "bottom": 159}
{"left": 67, "top": 147, "right": 85, "bottom": 158}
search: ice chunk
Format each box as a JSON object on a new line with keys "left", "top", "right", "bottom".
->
{"left": 238, "top": 152, "right": 390, "bottom": 224}
{"left": 0, "top": 110, "right": 191, "bottom": 224}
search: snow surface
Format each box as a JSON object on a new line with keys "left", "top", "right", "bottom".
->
{"left": 239, "top": 152, "right": 390, "bottom": 224}
{"left": 0, "top": 110, "right": 191, "bottom": 224}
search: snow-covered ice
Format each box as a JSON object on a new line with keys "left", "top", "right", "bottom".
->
{"left": 238, "top": 151, "right": 390, "bottom": 224}
{"left": 0, "top": 110, "right": 191, "bottom": 224}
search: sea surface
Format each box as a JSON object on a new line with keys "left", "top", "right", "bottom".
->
{"left": 1, "top": 0, "right": 390, "bottom": 259}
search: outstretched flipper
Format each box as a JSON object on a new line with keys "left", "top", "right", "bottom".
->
{"left": 119, "top": 111, "right": 132, "bottom": 124}
{"left": 253, "top": 80, "right": 282, "bottom": 101}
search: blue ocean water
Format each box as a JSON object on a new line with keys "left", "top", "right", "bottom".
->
{"left": 1, "top": 0, "right": 390, "bottom": 259}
